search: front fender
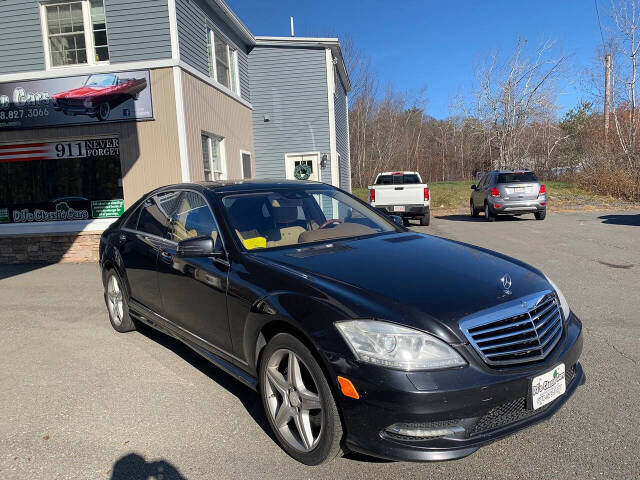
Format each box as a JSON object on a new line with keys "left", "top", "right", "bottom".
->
{"left": 242, "top": 291, "right": 354, "bottom": 376}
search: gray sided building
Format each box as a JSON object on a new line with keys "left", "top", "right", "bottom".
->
{"left": 249, "top": 37, "right": 351, "bottom": 192}
{"left": 0, "top": 0, "right": 351, "bottom": 263}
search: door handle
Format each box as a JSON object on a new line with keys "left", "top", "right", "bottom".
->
{"left": 159, "top": 250, "right": 173, "bottom": 263}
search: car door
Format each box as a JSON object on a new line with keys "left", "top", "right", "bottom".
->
{"left": 119, "top": 194, "right": 172, "bottom": 314}
{"left": 156, "top": 190, "right": 233, "bottom": 352}
{"left": 472, "top": 174, "right": 485, "bottom": 205}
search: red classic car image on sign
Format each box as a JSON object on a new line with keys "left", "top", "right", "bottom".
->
{"left": 0, "top": 70, "right": 153, "bottom": 130}
{"left": 52, "top": 73, "right": 148, "bottom": 121}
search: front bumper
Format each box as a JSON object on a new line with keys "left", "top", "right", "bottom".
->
{"left": 328, "top": 312, "right": 584, "bottom": 462}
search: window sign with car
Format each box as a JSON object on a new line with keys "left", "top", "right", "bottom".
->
{"left": 0, "top": 137, "right": 124, "bottom": 224}
{"left": 99, "top": 180, "right": 584, "bottom": 466}
{"left": 0, "top": 70, "right": 152, "bottom": 130}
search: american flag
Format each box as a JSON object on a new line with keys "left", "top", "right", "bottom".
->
{"left": 0, "top": 142, "right": 57, "bottom": 163}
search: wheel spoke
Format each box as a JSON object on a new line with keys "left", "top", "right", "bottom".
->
{"left": 287, "top": 352, "right": 303, "bottom": 390}
{"left": 294, "top": 410, "right": 314, "bottom": 450}
{"left": 299, "top": 389, "right": 321, "bottom": 411}
{"left": 266, "top": 367, "right": 290, "bottom": 396}
{"left": 274, "top": 404, "right": 293, "bottom": 429}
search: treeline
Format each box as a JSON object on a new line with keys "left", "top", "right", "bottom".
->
{"left": 345, "top": 1, "right": 640, "bottom": 201}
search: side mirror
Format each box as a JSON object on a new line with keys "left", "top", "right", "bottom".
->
{"left": 177, "top": 236, "right": 221, "bottom": 257}
{"left": 471, "top": 185, "right": 477, "bottom": 190}
{"left": 389, "top": 215, "right": 404, "bottom": 227}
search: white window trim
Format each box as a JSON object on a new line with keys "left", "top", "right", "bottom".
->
{"left": 40, "top": 0, "right": 111, "bottom": 71}
{"left": 202, "top": 132, "right": 227, "bottom": 181}
{"left": 284, "top": 152, "right": 321, "bottom": 182}
{"left": 206, "top": 25, "right": 240, "bottom": 96}
{"left": 240, "top": 149, "right": 252, "bottom": 179}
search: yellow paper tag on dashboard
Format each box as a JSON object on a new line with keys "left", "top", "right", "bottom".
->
{"left": 243, "top": 236, "right": 266, "bottom": 250}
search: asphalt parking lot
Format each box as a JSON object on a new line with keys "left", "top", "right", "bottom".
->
{"left": 1, "top": 209, "right": 639, "bottom": 480}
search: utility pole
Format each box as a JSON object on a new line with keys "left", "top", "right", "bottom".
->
{"left": 604, "top": 53, "right": 611, "bottom": 144}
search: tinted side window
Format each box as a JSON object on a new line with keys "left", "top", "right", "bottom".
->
{"left": 137, "top": 198, "right": 170, "bottom": 237}
{"left": 170, "top": 191, "right": 220, "bottom": 247}
{"left": 123, "top": 206, "right": 141, "bottom": 229}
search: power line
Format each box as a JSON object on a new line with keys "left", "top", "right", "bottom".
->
{"left": 594, "top": 0, "right": 606, "bottom": 50}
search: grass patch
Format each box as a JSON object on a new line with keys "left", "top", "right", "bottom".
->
{"left": 353, "top": 180, "right": 630, "bottom": 211}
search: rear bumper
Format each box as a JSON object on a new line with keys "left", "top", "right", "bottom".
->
{"left": 490, "top": 198, "right": 546, "bottom": 215}
{"left": 329, "top": 312, "right": 583, "bottom": 462}
{"left": 374, "top": 205, "right": 429, "bottom": 218}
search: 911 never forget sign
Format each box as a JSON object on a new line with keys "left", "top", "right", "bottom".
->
{"left": 0, "top": 70, "right": 153, "bottom": 130}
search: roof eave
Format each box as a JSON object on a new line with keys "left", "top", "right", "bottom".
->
{"left": 208, "top": 0, "right": 256, "bottom": 46}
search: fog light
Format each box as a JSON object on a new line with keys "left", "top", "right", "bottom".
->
{"left": 385, "top": 422, "right": 464, "bottom": 439}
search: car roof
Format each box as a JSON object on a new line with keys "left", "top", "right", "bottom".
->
{"left": 153, "top": 179, "right": 331, "bottom": 195}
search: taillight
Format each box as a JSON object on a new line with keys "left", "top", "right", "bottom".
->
{"left": 424, "top": 187, "right": 429, "bottom": 201}
{"left": 369, "top": 189, "right": 375, "bottom": 202}
{"left": 490, "top": 187, "right": 501, "bottom": 197}
{"left": 539, "top": 184, "right": 546, "bottom": 195}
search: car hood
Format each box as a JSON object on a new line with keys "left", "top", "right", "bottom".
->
{"left": 253, "top": 232, "right": 550, "bottom": 339}
{"left": 53, "top": 86, "right": 111, "bottom": 99}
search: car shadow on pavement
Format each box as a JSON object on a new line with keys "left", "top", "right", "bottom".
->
{"left": 111, "top": 453, "right": 187, "bottom": 480}
{"left": 135, "top": 323, "right": 277, "bottom": 445}
{"left": 599, "top": 213, "right": 640, "bottom": 226}
{"left": 436, "top": 214, "right": 528, "bottom": 222}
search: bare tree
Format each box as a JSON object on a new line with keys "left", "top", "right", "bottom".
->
{"left": 473, "top": 38, "right": 567, "bottom": 169}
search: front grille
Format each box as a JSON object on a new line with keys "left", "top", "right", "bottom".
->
{"left": 471, "top": 364, "right": 577, "bottom": 436}
{"left": 461, "top": 292, "right": 563, "bottom": 366}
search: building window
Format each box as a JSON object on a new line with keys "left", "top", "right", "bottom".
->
{"left": 0, "top": 137, "right": 124, "bottom": 225}
{"left": 42, "top": 0, "right": 110, "bottom": 68}
{"left": 241, "top": 151, "right": 252, "bottom": 179}
{"left": 207, "top": 27, "right": 240, "bottom": 95}
{"left": 201, "top": 134, "right": 225, "bottom": 181}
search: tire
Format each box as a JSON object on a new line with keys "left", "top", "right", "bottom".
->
{"left": 104, "top": 269, "right": 136, "bottom": 332}
{"left": 420, "top": 212, "right": 430, "bottom": 226}
{"left": 535, "top": 210, "right": 546, "bottom": 220}
{"left": 402, "top": 217, "right": 410, "bottom": 227}
{"left": 259, "top": 333, "right": 343, "bottom": 465}
{"left": 97, "top": 102, "right": 111, "bottom": 121}
{"left": 470, "top": 200, "right": 479, "bottom": 218}
{"left": 484, "top": 203, "right": 495, "bottom": 222}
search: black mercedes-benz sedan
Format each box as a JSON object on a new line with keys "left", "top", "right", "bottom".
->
{"left": 99, "top": 180, "right": 584, "bottom": 465}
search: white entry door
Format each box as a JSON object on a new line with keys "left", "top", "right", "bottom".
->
{"left": 285, "top": 153, "right": 320, "bottom": 181}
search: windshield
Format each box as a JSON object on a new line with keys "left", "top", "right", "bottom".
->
{"left": 497, "top": 172, "right": 538, "bottom": 183}
{"left": 376, "top": 173, "right": 421, "bottom": 185}
{"left": 221, "top": 187, "right": 396, "bottom": 250}
{"left": 84, "top": 74, "right": 117, "bottom": 88}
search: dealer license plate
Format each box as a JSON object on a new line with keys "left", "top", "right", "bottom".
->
{"left": 394, "top": 206, "right": 405, "bottom": 212}
{"left": 531, "top": 363, "right": 565, "bottom": 410}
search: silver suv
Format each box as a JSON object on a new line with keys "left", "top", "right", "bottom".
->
{"left": 470, "top": 170, "right": 546, "bottom": 221}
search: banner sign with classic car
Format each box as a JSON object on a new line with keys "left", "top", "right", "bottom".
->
{"left": 0, "top": 70, "right": 152, "bottom": 130}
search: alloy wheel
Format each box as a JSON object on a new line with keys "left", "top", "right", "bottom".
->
{"left": 263, "top": 348, "right": 323, "bottom": 452}
{"left": 107, "top": 274, "right": 124, "bottom": 326}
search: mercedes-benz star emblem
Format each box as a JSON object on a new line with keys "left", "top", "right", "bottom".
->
{"left": 500, "top": 274, "right": 512, "bottom": 295}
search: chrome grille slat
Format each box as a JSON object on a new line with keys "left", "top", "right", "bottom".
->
{"left": 533, "top": 308, "right": 557, "bottom": 331}
{"left": 531, "top": 301, "right": 556, "bottom": 324}
{"left": 460, "top": 291, "right": 564, "bottom": 366}
{"left": 468, "top": 317, "right": 532, "bottom": 337}
{"left": 536, "top": 312, "right": 561, "bottom": 339}
{"left": 475, "top": 326, "right": 537, "bottom": 345}
{"left": 539, "top": 322, "right": 562, "bottom": 348}
{"left": 481, "top": 336, "right": 539, "bottom": 353}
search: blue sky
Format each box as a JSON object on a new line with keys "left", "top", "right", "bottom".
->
{"left": 228, "top": 0, "right": 603, "bottom": 119}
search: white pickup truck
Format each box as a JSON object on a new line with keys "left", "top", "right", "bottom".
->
{"left": 368, "top": 171, "right": 430, "bottom": 226}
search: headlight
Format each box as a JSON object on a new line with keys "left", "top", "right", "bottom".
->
{"left": 335, "top": 320, "right": 466, "bottom": 371}
{"left": 544, "top": 275, "right": 571, "bottom": 320}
